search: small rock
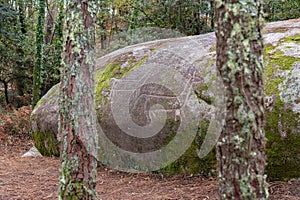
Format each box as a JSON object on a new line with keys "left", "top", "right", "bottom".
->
{"left": 22, "top": 146, "right": 43, "bottom": 157}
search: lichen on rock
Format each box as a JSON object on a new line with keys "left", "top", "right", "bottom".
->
{"left": 30, "top": 19, "right": 300, "bottom": 181}
{"left": 263, "top": 32, "right": 300, "bottom": 181}
{"left": 31, "top": 84, "right": 60, "bottom": 156}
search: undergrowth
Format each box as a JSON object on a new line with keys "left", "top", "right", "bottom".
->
{"left": 0, "top": 105, "right": 32, "bottom": 141}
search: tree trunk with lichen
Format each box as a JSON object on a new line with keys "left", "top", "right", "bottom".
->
{"left": 215, "top": 0, "right": 268, "bottom": 199}
{"left": 44, "top": 0, "right": 57, "bottom": 45}
{"left": 58, "top": 0, "right": 98, "bottom": 199}
{"left": 33, "top": 0, "right": 45, "bottom": 106}
{"left": 53, "top": 0, "right": 64, "bottom": 80}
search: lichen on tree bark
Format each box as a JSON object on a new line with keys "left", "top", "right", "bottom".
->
{"left": 33, "top": 0, "right": 46, "bottom": 106}
{"left": 215, "top": 0, "right": 268, "bottom": 199}
{"left": 58, "top": 0, "right": 98, "bottom": 199}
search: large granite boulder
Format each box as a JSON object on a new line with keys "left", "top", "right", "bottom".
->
{"left": 31, "top": 84, "right": 60, "bottom": 156}
{"left": 31, "top": 19, "right": 300, "bottom": 180}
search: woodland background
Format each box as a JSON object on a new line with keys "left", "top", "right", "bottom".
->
{"left": 1, "top": 0, "right": 300, "bottom": 109}
{"left": 1, "top": 1, "right": 300, "bottom": 199}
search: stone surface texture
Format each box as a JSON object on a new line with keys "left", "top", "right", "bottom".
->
{"left": 31, "top": 19, "right": 300, "bottom": 180}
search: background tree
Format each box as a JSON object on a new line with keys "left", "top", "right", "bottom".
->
{"left": 215, "top": 0, "right": 268, "bottom": 199}
{"left": 52, "top": 0, "right": 64, "bottom": 83}
{"left": 32, "top": 0, "right": 46, "bottom": 106}
{"left": 97, "top": 0, "right": 215, "bottom": 55}
{"left": 58, "top": 0, "right": 98, "bottom": 199}
{"left": 41, "top": 0, "right": 61, "bottom": 95}
{"left": 0, "top": 0, "right": 35, "bottom": 107}
{"left": 0, "top": 2, "right": 18, "bottom": 105}
{"left": 264, "top": 0, "right": 300, "bottom": 22}
{"left": 0, "top": 0, "right": 62, "bottom": 107}
{"left": 14, "top": 0, "right": 27, "bottom": 96}
{"left": 1, "top": 0, "right": 299, "bottom": 108}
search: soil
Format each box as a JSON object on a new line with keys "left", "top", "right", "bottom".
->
{"left": 0, "top": 135, "right": 299, "bottom": 200}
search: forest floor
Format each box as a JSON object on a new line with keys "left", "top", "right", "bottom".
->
{"left": 1, "top": 135, "right": 300, "bottom": 200}
{"left": 0, "top": 106, "right": 299, "bottom": 200}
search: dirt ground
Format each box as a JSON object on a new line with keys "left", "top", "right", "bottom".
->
{"left": 0, "top": 135, "right": 299, "bottom": 200}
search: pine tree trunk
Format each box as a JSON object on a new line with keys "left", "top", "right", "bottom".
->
{"left": 33, "top": 0, "right": 45, "bottom": 105}
{"left": 215, "top": 0, "right": 268, "bottom": 199}
{"left": 15, "top": 0, "right": 27, "bottom": 96}
{"left": 2, "top": 80, "right": 9, "bottom": 105}
{"left": 58, "top": 1, "right": 98, "bottom": 199}
{"left": 53, "top": 0, "right": 64, "bottom": 77}
{"left": 44, "top": 0, "right": 57, "bottom": 45}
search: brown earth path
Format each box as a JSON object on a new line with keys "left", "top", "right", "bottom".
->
{"left": 0, "top": 136, "right": 299, "bottom": 200}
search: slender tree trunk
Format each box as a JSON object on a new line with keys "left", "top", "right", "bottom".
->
{"left": 99, "top": 0, "right": 107, "bottom": 50}
{"left": 53, "top": 0, "right": 63, "bottom": 77}
{"left": 18, "top": 1, "right": 26, "bottom": 35}
{"left": 33, "top": 0, "right": 46, "bottom": 105}
{"left": 58, "top": 0, "right": 98, "bottom": 199}
{"left": 0, "top": 80, "right": 10, "bottom": 105}
{"left": 209, "top": 0, "right": 214, "bottom": 30}
{"left": 215, "top": 0, "right": 268, "bottom": 199}
{"left": 44, "top": 0, "right": 57, "bottom": 45}
{"left": 14, "top": 0, "right": 27, "bottom": 96}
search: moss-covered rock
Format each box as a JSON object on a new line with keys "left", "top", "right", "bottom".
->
{"left": 263, "top": 34, "right": 300, "bottom": 181}
{"left": 31, "top": 19, "right": 300, "bottom": 180}
{"left": 31, "top": 84, "right": 60, "bottom": 156}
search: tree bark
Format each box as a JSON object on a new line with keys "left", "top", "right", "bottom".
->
{"left": 33, "top": 0, "right": 45, "bottom": 105}
{"left": 53, "top": 0, "right": 64, "bottom": 80}
{"left": 15, "top": 0, "right": 27, "bottom": 96}
{"left": 58, "top": 1, "right": 98, "bottom": 199}
{"left": 44, "top": 0, "right": 57, "bottom": 45}
{"left": 0, "top": 80, "right": 10, "bottom": 105}
{"left": 215, "top": 0, "right": 268, "bottom": 199}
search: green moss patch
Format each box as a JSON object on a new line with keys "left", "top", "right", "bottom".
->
{"left": 264, "top": 44, "right": 300, "bottom": 96}
{"left": 283, "top": 34, "right": 300, "bottom": 43}
{"left": 156, "top": 119, "right": 216, "bottom": 176}
{"left": 95, "top": 56, "right": 149, "bottom": 106}
{"left": 209, "top": 45, "right": 216, "bottom": 52}
{"left": 34, "top": 83, "right": 60, "bottom": 108}
{"left": 33, "top": 130, "right": 60, "bottom": 156}
{"left": 159, "top": 36, "right": 300, "bottom": 179}
{"left": 265, "top": 107, "right": 300, "bottom": 181}
{"left": 263, "top": 36, "right": 300, "bottom": 181}
{"left": 35, "top": 97, "right": 45, "bottom": 108}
